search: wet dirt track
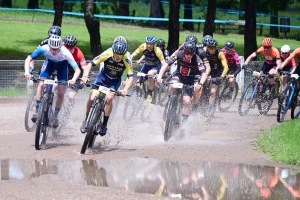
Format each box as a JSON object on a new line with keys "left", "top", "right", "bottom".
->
{"left": 0, "top": 95, "right": 298, "bottom": 199}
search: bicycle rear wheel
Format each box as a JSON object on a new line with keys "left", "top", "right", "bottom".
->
{"left": 277, "top": 86, "right": 292, "bottom": 122}
{"left": 158, "top": 82, "right": 169, "bottom": 107}
{"left": 291, "top": 93, "right": 300, "bottom": 119}
{"left": 35, "top": 99, "right": 49, "bottom": 150}
{"left": 80, "top": 103, "right": 100, "bottom": 154}
{"left": 25, "top": 92, "right": 37, "bottom": 132}
{"left": 238, "top": 83, "right": 256, "bottom": 116}
{"left": 257, "top": 85, "right": 275, "bottom": 115}
{"left": 218, "top": 82, "right": 238, "bottom": 112}
{"left": 164, "top": 96, "right": 180, "bottom": 141}
{"left": 123, "top": 92, "right": 143, "bottom": 123}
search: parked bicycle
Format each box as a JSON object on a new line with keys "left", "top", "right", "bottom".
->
{"left": 276, "top": 72, "right": 299, "bottom": 122}
{"left": 239, "top": 68, "right": 276, "bottom": 116}
{"left": 218, "top": 76, "right": 239, "bottom": 112}
{"left": 80, "top": 84, "right": 130, "bottom": 154}
{"left": 163, "top": 82, "right": 194, "bottom": 141}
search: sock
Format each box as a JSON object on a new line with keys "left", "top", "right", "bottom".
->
{"left": 103, "top": 116, "right": 109, "bottom": 126}
{"left": 54, "top": 107, "right": 60, "bottom": 118}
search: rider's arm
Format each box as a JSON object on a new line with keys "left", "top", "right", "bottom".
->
{"left": 24, "top": 46, "right": 46, "bottom": 77}
{"left": 244, "top": 51, "right": 258, "bottom": 65}
{"left": 137, "top": 55, "right": 145, "bottom": 64}
{"left": 218, "top": 52, "right": 229, "bottom": 77}
{"left": 24, "top": 56, "right": 34, "bottom": 76}
{"left": 131, "top": 43, "right": 145, "bottom": 60}
{"left": 203, "top": 62, "right": 211, "bottom": 78}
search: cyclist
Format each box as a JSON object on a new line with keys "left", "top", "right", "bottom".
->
{"left": 175, "top": 34, "right": 199, "bottom": 53}
{"left": 24, "top": 35, "right": 81, "bottom": 128}
{"left": 199, "top": 38, "right": 229, "bottom": 111}
{"left": 80, "top": 39, "right": 134, "bottom": 136}
{"left": 63, "top": 34, "right": 87, "bottom": 105}
{"left": 220, "top": 40, "right": 241, "bottom": 96}
{"left": 279, "top": 45, "right": 296, "bottom": 91}
{"left": 198, "top": 35, "right": 213, "bottom": 49}
{"left": 157, "top": 41, "right": 210, "bottom": 121}
{"left": 280, "top": 47, "right": 300, "bottom": 76}
{"left": 131, "top": 36, "right": 166, "bottom": 102}
{"left": 243, "top": 38, "right": 281, "bottom": 91}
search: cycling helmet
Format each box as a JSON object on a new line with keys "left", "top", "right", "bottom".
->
{"left": 202, "top": 35, "right": 212, "bottom": 46}
{"left": 113, "top": 36, "right": 127, "bottom": 44}
{"left": 145, "top": 36, "right": 157, "bottom": 44}
{"left": 112, "top": 40, "right": 128, "bottom": 55}
{"left": 48, "top": 35, "right": 63, "bottom": 49}
{"left": 281, "top": 44, "right": 290, "bottom": 53}
{"left": 207, "top": 39, "right": 218, "bottom": 47}
{"left": 63, "top": 35, "right": 77, "bottom": 46}
{"left": 48, "top": 25, "right": 61, "bottom": 37}
{"left": 183, "top": 41, "right": 196, "bottom": 53}
{"left": 224, "top": 40, "right": 234, "bottom": 50}
{"left": 185, "top": 35, "right": 198, "bottom": 44}
{"left": 156, "top": 39, "right": 165, "bottom": 47}
{"left": 262, "top": 38, "right": 273, "bottom": 47}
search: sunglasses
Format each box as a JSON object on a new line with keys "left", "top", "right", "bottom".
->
{"left": 184, "top": 52, "right": 194, "bottom": 56}
{"left": 226, "top": 48, "right": 232, "bottom": 52}
{"left": 282, "top": 52, "right": 288, "bottom": 55}
{"left": 208, "top": 47, "right": 216, "bottom": 51}
{"left": 263, "top": 46, "right": 271, "bottom": 50}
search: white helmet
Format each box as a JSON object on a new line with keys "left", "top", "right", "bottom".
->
{"left": 281, "top": 45, "right": 290, "bottom": 53}
{"left": 48, "top": 35, "right": 63, "bottom": 49}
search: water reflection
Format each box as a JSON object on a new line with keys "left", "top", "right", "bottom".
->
{"left": 1, "top": 158, "right": 299, "bottom": 199}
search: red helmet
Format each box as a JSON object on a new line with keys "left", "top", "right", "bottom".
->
{"left": 262, "top": 38, "right": 273, "bottom": 47}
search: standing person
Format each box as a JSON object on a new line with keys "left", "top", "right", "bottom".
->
{"left": 157, "top": 41, "right": 210, "bottom": 121}
{"left": 279, "top": 45, "right": 296, "bottom": 91}
{"left": 220, "top": 41, "right": 241, "bottom": 95}
{"left": 80, "top": 39, "right": 134, "bottom": 136}
{"left": 131, "top": 36, "right": 166, "bottom": 102}
{"left": 63, "top": 34, "right": 87, "bottom": 105}
{"left": 24, "top": 35, "right": 81, "bottom": 128}
{"left": 243, "top": 38, "right": 281, "bottom": 88}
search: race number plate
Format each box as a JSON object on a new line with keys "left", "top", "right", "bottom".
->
{"left": 137, "top": 72, "right": 146, "bottom": 77}
{"left": 172, "top": 82, "right": 183, "bottom": 88}
{"left": 98, "top": 86, "right": 110, "bottom": 94}
{"left": 44, "top": 79, "right": 57, "bottom": 85}
{"left": 291, "top": 74, "right": 299, "bottom": 79}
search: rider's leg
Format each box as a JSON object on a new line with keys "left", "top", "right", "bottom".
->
{"left": 209, "top": 84, "right": 218, "bottom": 105}
{"left": 182, "top": 95, "right": 192, "bottom": 119}
{"left": 80, "top": 90, "right": 98, "bottom": 133}
{"left": 147, "top": 69, "right": 157, "bottom": 94}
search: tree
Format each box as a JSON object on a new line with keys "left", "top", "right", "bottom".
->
{"left": 238, "top": 0, "right": 245, "bottom": 34}
{"left": 203, "top": 0, "right": 217, "bottom": 37}
{"left": 244, "top": 0, "right": 257, "bottom": 59}
{"left": 149, "top": 0, "right": 165, "bottom": 28}
{"left": 113, "top": 0, "right": 130, "bottom": 16}
{"left": 167, "top": 0, "right": 180, "bottom": 54}
{"left": 0, "top": 0, "right": 12, "bottom": 7}
{"left": 28, "top": 0, "right": 39, "bottom": 9}
{"left": 53, "top": 0, "right": 64, "bottom": 27}
{"left": 270, "top": 0, "right": 279, "bottom": 37}
{"left": 183, "top": 0, "right": 193, "bottom": 31}
{"left": 84, "top": 0, "right": 101, "bottom": 57}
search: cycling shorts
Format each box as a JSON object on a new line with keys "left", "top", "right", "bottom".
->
{"left": 171, "top": 71, "right": 195, "bottom": 97}
{"left": 93, "top": 73, "right": 121, "bottom": 91}
{"left": 261, "top": 62, "right": 276, "bottom": 74}
{"left": 40, "top": 60, "right": 68, "bottom": 85}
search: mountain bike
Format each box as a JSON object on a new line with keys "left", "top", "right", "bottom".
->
{"left": 218, "top": 76, "right": 239, "bottom": 112}
{"left": 157, "top": 72, "right": 172, "bottom": 107}
{"left": 35, "top": 74, "right": 65, "bottom": 150}
{"left": 80, "top": 84, "right": 130, "bottom": 154}
{"left": 24, "top": 70, "right": 39, "bottom": 132}
{"left": 277, "top": 73, "right": 299, "bottom": 122}
{"left": 239, "top": 69, "right": 275, "bottom": 116}
{"left": 290, "top": 75, "right": 300, "bottom": 120}
{"left": 163, "top": 82, "right": 194, "bottom": 141}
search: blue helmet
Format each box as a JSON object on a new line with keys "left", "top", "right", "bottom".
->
{"left": 207, "top": 39, "right": 218, "bottom": 47}
{"left": 48, "top": 25, "right": 61, "bottom": 37}
{"left": 202, "top": 35, "right": 213, "bottom": 46}
{"left": 112, "top": 40, "right": 128, "bottom": 55}
{"left": 145, "top": 36, "right": 157, "bottom": 44}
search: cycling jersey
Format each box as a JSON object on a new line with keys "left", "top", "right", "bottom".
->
{"left": 161, "top": 48, "right": 170, "bottom": 59}
{"left": 64, "top": 45, "right": 87, "bottom": 79}
{"left": 133, "top": 43, "right": 165, "bottom": 66}
{"left": 256, "top": 47, "right": 281, "bottom": 65}
{"left": 220, "top": 48, "right": 241, "bottom": 77}
{"left": 288, "top": 48, "right": 300, "bottom": 75}
{"left": 200, "top": 47, "right": 229, "bottom": 77}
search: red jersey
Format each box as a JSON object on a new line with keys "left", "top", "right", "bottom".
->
{"left": 280, "top": 52, "right": 296, "bottom": 68}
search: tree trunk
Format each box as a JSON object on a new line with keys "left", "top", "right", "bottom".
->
{"left": 149, "top": 0, "right": 165, "bottom": 28}
{"left": 168, "top": 0, "right": 180, "bottom": 54}
{"left": 244, "top": 0, "right": 257, "bottom": 59}
{"left": 53, "top": 0, "right": 64, "bottom": 27}
{"left": 238, "top": 0, "right": 245, "bottom": 34}
{"left": 84, "top": 0, "right": 101, "bottom": 57}
{"left": 119, "top": 0, "right": 130, "bottom": 16}
{"left": 0, "top": 0, "right": 12, "bottom": 7}
{"left": 28, "top": 0, "right": 39, "bottom": 9}
{"left": 183, "top": 0, "right": 193, "bottom": 31}
{"left": 270, "top": 0, "right": 279, "bottom": 37}
{"left": 203, "top": 0, "right": 217, "bottom": 37}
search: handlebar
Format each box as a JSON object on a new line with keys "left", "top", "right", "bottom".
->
{"left": 85, "top": 83, "right": 131, "bottom": 97}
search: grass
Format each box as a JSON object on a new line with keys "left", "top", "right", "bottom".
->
{"left": 0, "top": 87, "right": 28, "bottom": 96}
{"left": 256, "top": 119, "right": 300, "bottom": 166}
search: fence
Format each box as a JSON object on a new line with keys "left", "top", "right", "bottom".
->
{"left": 0, "top": 59, "right": 263, "bottom": 95}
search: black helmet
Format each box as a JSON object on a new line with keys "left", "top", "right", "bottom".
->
{"left": 224, "top": 40, "right": 234, "bottom": 50}
{"left": 185, "top": 35, "right": 198, "bottom": 44}
{"left": 156, "top": 39, "right": 165, "bottom": 47}
{"left": 207, "top": 39, "right": 218, "bottom": 47}
{"left": 112, "top": 40, "right": 128, "bottom": 55}
{"left": 48, "top": 26, "right": 61, "bottom": 37}
{"left": 145, "top": 36, "right": 157, "bottom": 44}
{"left": 202, "top": 35, "right": 212, "bottom": 46}
{"left": 63, "top": 35, "right": 77, "bottom": 46}
{"left": 183, "top": 41, "right": 196, "bottom": 53}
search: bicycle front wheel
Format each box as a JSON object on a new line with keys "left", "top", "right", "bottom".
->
{"left": 218, "top": 82, "right": 239, "bottom": 112}
{"left": 157, "top": 82, "right": 169, "bottom": 107}
{"left": 164, "top": 96, "right": 179, "bottom": 141}
{"left": 257, "top": 85, "right": 275, "bottom": 115}
{"left": 238, "top": 83, "right": 256, "bottom": 116}
{"left": 24, "top": 92, "right": 37, "bottom": 132}
{"left": 277, "top": 86, "right": 292, "bottom": 122}
{"left": 291, "top": 93, "right": 300, "bottom": 119}
{"left": 35, "top": 99, "right": 49, "bottom": 150}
